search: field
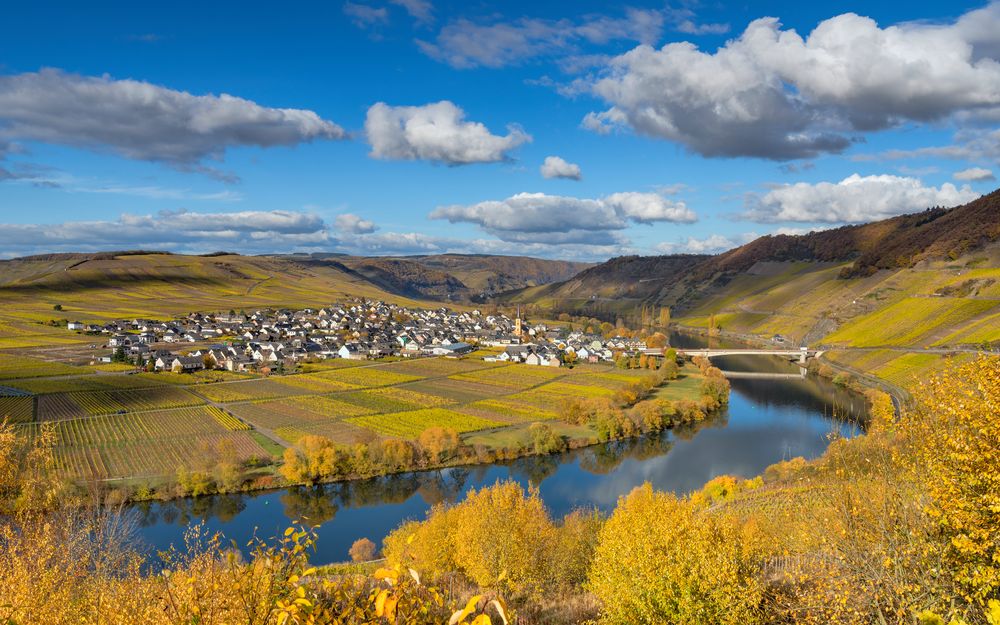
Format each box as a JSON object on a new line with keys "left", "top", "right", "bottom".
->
{"left": 17, "top": 406, "right": 270, "bottom": 480}
{"left": 346, "top": 408, "right": 504, "bottom": 438}
{"left": 6, "top": 351, "right": 707, "bottom": 483}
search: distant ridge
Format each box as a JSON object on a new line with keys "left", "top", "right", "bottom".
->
{"left": 506, "top": 188, "right": 1000, "bottom": 319}
{"left": 14, "top": 250, "right": 174, "bottom": 262}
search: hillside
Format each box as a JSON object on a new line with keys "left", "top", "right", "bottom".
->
{"left": 509, "top": 191, "right": 1000, "bottom": 388}
{"left": 296, "top": 253, "right": 591, "bottom": 300}
{"left": 318, "top": 257, "right": 471, "bottom": 301}
{"left": 0, "top": 252, "right": 429, "bottom": 323}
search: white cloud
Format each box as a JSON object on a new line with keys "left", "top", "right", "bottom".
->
{"left": 953, "top": 167, "right": 996, "bottom": 181}
{"left": 344, "top": 231, "right": 628, "bottom": 260}
{"left": 772, "top": 226, "right": 832, "bottom": 236}
{"left": 655, "top": 232, "right": 757, "bottom": 255}
{"left": 540, "top": 156, "right": 582, "bottom": 180}
{"left": 343, "top": 2, "right": 389, "bottom": 28}
{"left": 429, "top": 191, "right": 695, "bottom": 243}
{"left": 745, "top": 174, "right": 979, "bottom": 223}
{"left": 0, "top": 207, "right": 629, "bottom": 261}
{"left": 417, "top": 9, "right": 664, "bottom": 69}
{"left": 364, "top": 101, "right": 530, "bottom": 164}
{"left": 584, "top": 8, "right": 1000, "bottom": 159}
{"left": 667, "top": 7, "right": 729, "bottom": 35}
{"left": 335, "top": 213, "right": 378, "bottom": 234}
{"left": 0, "top": 209, "right": 334, "bottom": 256}
{"left": 73, "top": 184, "right": 243, "bottom": 201}
{"left": 875, "top": 128, "right": 1000, "bottom": 164}
{"left": 0, "top": 69, "right": 345, "bottom": 178}
{"left": 389, "top": 0, "right": 433, "bottom": 24}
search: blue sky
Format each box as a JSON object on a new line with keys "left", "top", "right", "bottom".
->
{"left": 0, "top": 0, "right": 998, "bottom": 259}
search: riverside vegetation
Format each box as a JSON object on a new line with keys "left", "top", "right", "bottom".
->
{"left": 0, "top": 356, "right": 997, "bottom": 624}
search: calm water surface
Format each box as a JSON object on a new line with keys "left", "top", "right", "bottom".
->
{"left": 127, "top": 333, "right": 866, "bottom": 563}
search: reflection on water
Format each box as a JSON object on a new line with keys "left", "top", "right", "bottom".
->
{"left": 126, "top": 331, "right": 867, "bottom": 563}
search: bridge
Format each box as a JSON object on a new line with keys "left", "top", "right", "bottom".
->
{"left": 676, "top": 348, "right": 824, "bottom": 364}
{"left": 717, "top": 370, "right": 807, "bottom": 380}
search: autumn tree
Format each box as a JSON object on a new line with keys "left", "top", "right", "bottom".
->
{"left": 349, "top": 537, "right": 377, "bottom": 562}
{"left": 658, "top": 306, "right": 671, "bottom": 327}
{"left": 418, "top": 426, "right": 460, "bottom": 464}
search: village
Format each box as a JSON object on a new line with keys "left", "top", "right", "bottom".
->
{"left": 68, "top": 300, "right": 657, "bottom": 374}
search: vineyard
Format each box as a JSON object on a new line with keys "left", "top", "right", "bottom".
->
{"left": 346, "top": 408, "right": 503, "bottom": 438}
{"left": 194, "top": 379, "right": 308, "bottom": 402}
{"left": 821, "top": 297, "right": 998, "bottom": 347}
{"left": 71, "top": 387, "right": 204, "bottom": 416}
{"left": 6, "top": 355, "right": 695, "bottom": 483}
{"left": 314, "top": 367, "right": 424, "bottom": 388}
{"left": 0, "top": 389, "right": 33, "bottom": 423}
{"left": 0, "top": 354, "right": 85, "bottom": 380}
{"left": 18, "top": 406, "right": 270, "bottom": 480}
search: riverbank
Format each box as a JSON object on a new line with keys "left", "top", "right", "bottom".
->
{"left": 124, "top": 349, "right": 864, "bottom": 564}
{"left": 669, "top": 323, "right": 911, "bottom": 409}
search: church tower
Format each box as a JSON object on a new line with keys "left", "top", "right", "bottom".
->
{"left": 515, "top": 305, "right": 522, "bottom": 337}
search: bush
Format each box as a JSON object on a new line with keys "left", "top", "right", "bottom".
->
{"left": 529, "top": 422, "right": 566, "bottom": 454}
{"left": 588, "top": 484, "right": 767, "bottom": 625}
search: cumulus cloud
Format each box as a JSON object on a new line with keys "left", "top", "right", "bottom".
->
{"left": 390, "top": 0, "right": 433, "bottom": 24}
{"left": 584, "top": 8, "right": 1000, "bottom": 159}
{"left": 335, "top": 213, "right": 378, "bottom": 234}
{"left": 429, "top": 191, "right": 695, "bottom": 243}
{"left": 954, "top": 167, "right": 996, "bottom": 181}
{"left": 744, "top": 174, "right": 979, "bottom": 223}
{"left": 417, "top": 8, "right": 664, "bottom": 69}
{"left": 655, "top": 232, "right": 758, "bottom": 255}
{"left": 364, "top": 101, "right": 530, "bottom": 164}
{"left": 540, "top": 156, "right": 582, "bottom": 180}
{"left": 0, "top": 69, "right": 345, "bottom": 178}
{"left": 343, "top": 2, "right": 389, "bottom": 27}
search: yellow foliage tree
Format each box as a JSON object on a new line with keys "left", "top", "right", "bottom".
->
{"left": 905, "top": 356, "right": 1000, "bottom": 605}
{"left": 588, "top": 483, "right": 767, "bottom": 625}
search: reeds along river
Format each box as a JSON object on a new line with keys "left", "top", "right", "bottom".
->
{"left": 125, "top": 332, "right": 868, "bottom": 564}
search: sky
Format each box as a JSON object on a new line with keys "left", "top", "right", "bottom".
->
{"left": 0, "top": 0, "right": 999, "bottom": 260}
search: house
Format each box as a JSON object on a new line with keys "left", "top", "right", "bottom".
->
{"left": 338, "top": 344, "right": 367, "bottom": 360}
{"left": 67, "top": 321, "right": 85, "bottom": 331}
{"left": 430, "top": 342, "right": 474, "bottom": 357}
{"left": 171, "top": 356, "right": 205, "bottom": 373}
{"left": 225, "top": 355, "right": 254, "bottom": 372}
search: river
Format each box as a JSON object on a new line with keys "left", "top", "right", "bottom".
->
{"left": 125, "top": 331, "right": 867, "bottom": 563}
